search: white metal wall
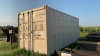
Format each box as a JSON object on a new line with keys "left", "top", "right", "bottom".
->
{"left": 46, "top": 6, "right": 79, "bottom": 55}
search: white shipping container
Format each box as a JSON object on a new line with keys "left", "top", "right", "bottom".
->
{"left": 18, "top": 5, "right": 79, "bottom": 56}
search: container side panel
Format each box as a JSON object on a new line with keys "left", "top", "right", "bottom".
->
{"left": 46, "top": 6, "right": 79, "bottom": 55}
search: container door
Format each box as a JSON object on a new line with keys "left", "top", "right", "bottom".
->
{"left": 30, "top": 11, "right": 34, "bottom": 51}
{"left": 19, "top": 14, "right": 24, "bottom": 48}
{"left": 24, "top": 11, "right": 33, "bottom": 50}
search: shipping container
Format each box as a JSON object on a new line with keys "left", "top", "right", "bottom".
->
{"left": 18, "top": 5, "right": 79, "bottom": 56}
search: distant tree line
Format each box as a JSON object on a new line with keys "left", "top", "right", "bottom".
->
{"left": 80, "top": 26, "right": 100, "bottom": 33}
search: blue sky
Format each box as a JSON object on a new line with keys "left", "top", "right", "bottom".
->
{"left": 0, "top": 0, "right": 100, "bottom": 26}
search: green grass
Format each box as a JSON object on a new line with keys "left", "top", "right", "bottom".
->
{"left": 79, "top": 32, "right": 89, "bottom": 41}
{"left": 60, "top": 42, "right": 78, "bottom": 52}
{"left": 69, "top": 32, "right": 89, "bottom": 48}
{"left": 0, "top": 48, "right": 46, "bottom": 56}
{"left": 0, "top": 38, "right": 18, "bottom": 55}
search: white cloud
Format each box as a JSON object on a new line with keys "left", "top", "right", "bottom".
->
{"left": 0, "top": 17, "right": 18, "bottom": 26}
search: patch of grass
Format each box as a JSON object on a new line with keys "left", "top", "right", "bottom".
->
{"left": 0, "top": 38, "right": 11, "bottom": 50}
{"left": 79, "top": 32, "right": 89, "bottom": 41}
{"left": 0, "top": 38, "right": 18, "bottom": 55}
{"left": 31, "top": 51, "right": 46, "bottom": 56}
{"left": 60, "top": 42, "right": 78, "bottom": 51}
{"left": 0, "top": 42, "right": 18, "bottom": 50}
{"left": 11, "top": 43, "right": 18, "bottom": 49}
{"left": 67, "top": 42, "right": 78, "bottom": 49}
{"left": 0, "top": 43, "right": 18, "bottom": 55}
{"left": 61, "top": 32, "right": 89, "bottom": 51}
{"left": 0, "top": 48, "right": 46, "bottom": 56}
{"left": 0, "top": 48, "right": 22, "bottom": 56}
{"left": 0, "top": 42, "right": 11, "bottom": 50}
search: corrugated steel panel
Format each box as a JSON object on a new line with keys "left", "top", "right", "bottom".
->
{"left": 46, "top": 6, "right": 79, "bottom": 55}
